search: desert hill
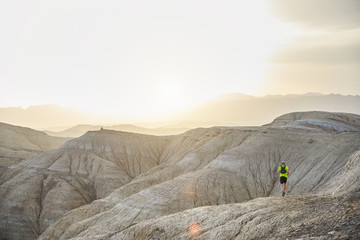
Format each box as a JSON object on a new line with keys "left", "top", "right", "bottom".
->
{"left": 110, "top": 150, "right": 360, "bottom": 240}
{"left": 0, "top": 122, "right": 70, "bottom": 167}
{"left": 1, "top": 111, "right": 359, "bottom": 239}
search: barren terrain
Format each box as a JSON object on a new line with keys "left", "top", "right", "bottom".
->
{"left": 0, "top": 111, "right": 359, "bottom": 240}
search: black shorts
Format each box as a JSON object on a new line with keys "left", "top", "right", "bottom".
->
{"left": 280, "top": 177, "right": 287, "bottom": 184}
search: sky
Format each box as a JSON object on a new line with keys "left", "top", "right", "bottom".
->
{"left": 1, "top": 0, "right": 359, "bottom": 120}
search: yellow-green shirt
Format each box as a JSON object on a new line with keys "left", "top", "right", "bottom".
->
{"left": 278, "top": 165, "right": 288, "bottom": 178}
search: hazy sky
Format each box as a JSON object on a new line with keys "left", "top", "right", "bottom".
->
{"left": 1, "top": 0, "right": 359, "bottom": 119}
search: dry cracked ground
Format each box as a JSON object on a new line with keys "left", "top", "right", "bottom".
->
{"left": 0, "top": 111, "right": 360, "bottom": 240}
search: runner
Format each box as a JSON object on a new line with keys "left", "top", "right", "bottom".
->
{"left": 277, "top": 161, "right": 289, "bottom": 197}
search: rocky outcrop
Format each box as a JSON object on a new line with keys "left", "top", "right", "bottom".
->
{"left": 324, "top": 150, "right": 360, "bottom": 196}
{"left": 0, "top": 130, "right": 167, "bottom": 239}
{"left": 102, "top": 151, "right": 360, "bottom": 240}
{"left": 36, "top": 112, "right": 360, "bottom": 240}
{"left": 1, "top": 112, "right": 359, "bottom": 240}
{"left": 107, "top": 192, "right": 360, "bottom": 240}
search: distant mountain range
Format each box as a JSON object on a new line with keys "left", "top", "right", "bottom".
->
{"left": 0, "top": 93, "right": 359, "bottom": 130}
{"left": 172, "top": 93, "right": 360, "bottom": 126}
{"left": 0, "top": 104, "right": 100, "bottom": 130}
{"left": 44, "top": 124, "right": 190, "bottom": 138}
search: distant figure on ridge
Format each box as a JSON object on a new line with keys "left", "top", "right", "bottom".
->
{"left": 277, "top": 161, "right": 289, "bottom": 197}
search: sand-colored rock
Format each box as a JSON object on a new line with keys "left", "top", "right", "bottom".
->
{"left": 31, "top": 111, "right": 360, "bottom": 240}
{"left": 0, "top": 122, "right": 69, "bottom": 167}
{"left": 98, "top": 150, "right": 360, "bottom": 240}
{"left": 1, "top": 111, "right": 359, "bottom": 239}
{"left": 0, "top": 130, "right": 167, "bottom": 239}
{"left": 0, "top": 122, "right": 68, "bottom": 152}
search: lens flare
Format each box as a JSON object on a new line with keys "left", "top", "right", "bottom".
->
{"left": 188, "top": 222, "right": 201, "bottom": 238}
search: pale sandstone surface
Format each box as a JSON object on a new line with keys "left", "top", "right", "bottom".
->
{"left": 0, "top": 130, "right": 167, "bottom": 239}
{"left": 89, "top": 150, "right": 360, "bottom": 240}
{"left": 0, "top": 112, "right": 359, "bottom": 240}
{"left": 0, "top": 122, "right": 68, "bottom": 152}
{"left": 33, "top": 111, "right": 360, "bottom": 240}
{"left": 0, "top": 122, "right": 69, "bottom": 167}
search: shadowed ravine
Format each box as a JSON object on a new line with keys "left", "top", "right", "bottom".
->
{"left": 0, "top": 111, "right": 359, "bottom": 240}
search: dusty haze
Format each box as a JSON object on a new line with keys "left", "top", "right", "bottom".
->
{"left": 1, "top": 1, "right": 359, "bottom": 118}
{"left": 0, "top": 93, "right": 359, "bottom": 132}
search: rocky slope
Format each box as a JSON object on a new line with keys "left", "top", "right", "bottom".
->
{"left": 97, "top": 151, "right": 360, "bottom": 240}
{"left": 0, "top": 130, "right": 167, "bottom": 239}
{"left": 1, "top": 111, "right": 359, "bottom": 240}
{"left": 37, "top": 112, "right": 360, "bottom": 240}
{"left": 0, "top": 122, "right": 69, "bottom": 167}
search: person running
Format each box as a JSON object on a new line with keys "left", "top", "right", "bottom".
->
{"left": 277, "top": 161, "right": 289, "bottom": 197}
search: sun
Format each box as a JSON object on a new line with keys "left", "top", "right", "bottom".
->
{"left": 149, "top": 81, "right": 187, "bottom": 116}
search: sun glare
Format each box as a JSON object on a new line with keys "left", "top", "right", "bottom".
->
{"left": 0, "top": 1, "right": 306, "bottom": 121}
{"left": 148, "top": 81, "right": 189, "bottom": 116}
